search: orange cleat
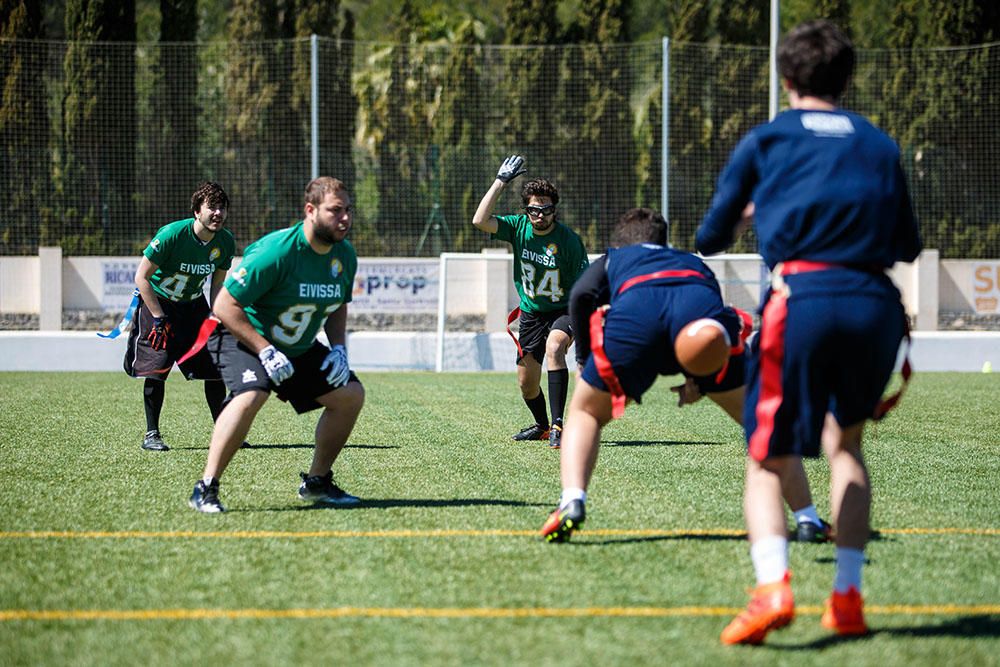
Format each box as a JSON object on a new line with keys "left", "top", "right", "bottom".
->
{"left": 822, "top": 588, "right": 869, "bottom": 636}
{"left": 720, "top": 572, "right": 795, "bottom": 645}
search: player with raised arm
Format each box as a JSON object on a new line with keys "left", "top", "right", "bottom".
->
{"left": 696, "top": 21, "right": 922, "bottom": 644}
{"left": 472, "top": 156, "right": 589, "bottom": 448}
{"left": 124, "top": 181, "right": 235, "bottom": 452}
{"left": 189, "top": 177, "right": 365, "bottom": 513}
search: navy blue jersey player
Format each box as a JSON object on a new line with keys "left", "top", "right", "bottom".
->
{"left": 696, "top": 21, "right": 923, "bottom": 645}
{"left": 539, "top": 208, "right": 747, "bottom": 541}
{"left": 540, "top": 207, "right": 832, "bottom": 547}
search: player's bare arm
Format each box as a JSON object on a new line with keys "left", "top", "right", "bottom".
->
{"left": 213, "top": 287, "right": 271, "bottom": 354}
{"left": 134, "top": 256, "right": 165, "bottom": 318}
{"left": 323, "top": 303, "right": 349, "bottom": 348}
{"left": 208, "top": 268, "right": 227, "bottom": 308}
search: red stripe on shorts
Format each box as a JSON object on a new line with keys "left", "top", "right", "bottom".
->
{"left": 589, "top": 307, "right": 627, "bottom": 418}
{"left": 748, "top": 290, "right": 788, "bottom": 462}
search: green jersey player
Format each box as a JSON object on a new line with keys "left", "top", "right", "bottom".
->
{"left": 126, "top": 181, "right": 235, "bottom": 452}
{"left": 473, "top": 155, "right": 589, "bottom": 448}
{"left": 189, "top": 177, "right": 365, "bottom": 513}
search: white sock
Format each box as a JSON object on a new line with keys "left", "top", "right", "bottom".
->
{"left": 202, "top": 475, "right": 216, "bottom": 486}
{"left": 750, "top": 535, "right": 789, "bottom": 585}
{"left": 793, "top": 504, "right": 822, "bottom": 527}
{"left": 559, "top": 487, "right": 586, "bottom": 508}
{"left": 834, "top": 547, "right": 865, "bottom": 593}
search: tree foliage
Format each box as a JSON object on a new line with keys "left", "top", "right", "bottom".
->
{"left": 0, "top": 0, "right": 46, "bottom": 253}
{"left": 60, "top": 0, "right": 136, "bottom": 253}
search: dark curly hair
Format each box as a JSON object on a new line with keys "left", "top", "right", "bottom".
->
{"left": 520, "top": 178, "right": 559, "bottom": 206}
{"left": 190, "top": 181, "right": 229, "bottom": 215}
{"left": 778, "top": 20, "right": 854, "bottom": 101}
{"left": 610, "top": 208, "right": 668, "bottom": 247}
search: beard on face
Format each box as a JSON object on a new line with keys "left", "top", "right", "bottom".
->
{"left": 313, "top": 220, "right": 345, "bottom": 245}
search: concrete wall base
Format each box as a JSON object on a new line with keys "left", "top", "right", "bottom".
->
{"left": 0, "top": 330, "right": 996, "bottom": 373}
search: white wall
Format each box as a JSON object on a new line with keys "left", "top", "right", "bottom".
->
{"left": 0, "top": 330, "right": 994, "bottom": 373}
{"left": 3, "top": 250, "right": 999, "bottom": 333}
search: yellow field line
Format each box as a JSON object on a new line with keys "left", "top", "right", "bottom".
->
{"left": 1, "top": 605, "right": 998, "bottom": 622}
{"left": 0, "top": 527, "right": 997, "bottom": 539}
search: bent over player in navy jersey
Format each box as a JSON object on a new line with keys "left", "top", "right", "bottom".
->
{"left": 539, "top": 208, "right": 745, "bottom": 540}
{"left": 540, "top": 208, "right": 831, "bottom": 545}
{"left": 696, "top": 21, "right": 922, "bottom": 645}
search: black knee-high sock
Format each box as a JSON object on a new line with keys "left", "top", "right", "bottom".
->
{"left": 204, "top": 380, "right": 227, "bottom": 422}
{"left": 548, "top": 368, "right": 569, "bottom": 424}
{"left": 524, "top": 391, "right": 549, "bottom": 427}
{"left": 143, "top": 378, "right": 165, "bottom": 433}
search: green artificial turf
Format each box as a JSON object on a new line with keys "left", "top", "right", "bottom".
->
{"left": 0, "top": 371, "right": 997, "bottom": 666}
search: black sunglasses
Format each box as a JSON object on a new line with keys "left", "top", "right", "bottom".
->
{"left": 525, "top": 204, "right": 556, "bottom": 217}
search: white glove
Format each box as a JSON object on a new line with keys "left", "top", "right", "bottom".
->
{"left": 258, "top": 345, "right": 294, "bottom": 385}
{"left": 320, "top": 344, "right": 350, "bottom": 388}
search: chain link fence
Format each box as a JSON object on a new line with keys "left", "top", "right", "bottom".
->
{"left": 2, "top": 37, "right": 998, "bottom": 258}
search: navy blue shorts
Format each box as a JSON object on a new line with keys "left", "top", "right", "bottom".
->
{"left": 580, "top": 282, "right": 732, "bottom": 403}
{"left": 744, "top": 272, "right": 905, "bottom": 460}
{"left": 206, "top": 327, "right": 361, "bottom": 415}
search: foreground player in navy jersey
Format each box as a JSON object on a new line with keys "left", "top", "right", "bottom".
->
{"left": 697, "top": 21, "right": 922, "bottom": 644}
{"left": 540, "top": 208, "right": 830, "bottom": 544}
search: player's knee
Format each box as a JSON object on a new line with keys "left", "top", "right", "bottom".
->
{"left": 339, "top": 380, "right": 365, "bottom": 414}
{"left": 545, "top": 333, "right": 570, "bottom": 362}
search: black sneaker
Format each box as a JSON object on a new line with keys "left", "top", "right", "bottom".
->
{"left": 512, "top": 423, "right": 549, "bottom": 441}
{"left": 189, "top": 478, "right": 225, "bottom": 513}
{"left": 298, "top": 471, "right": 361, "bottom": 506}
{"left": 795, "top": 518, "right": 833, "bottom": 543}
{"left": 142, "top": 430, "right": 169, "bottom": 451}
{"left": 541, "top": 499, "right": 586, "bottom": 543}
{"left": 548, "top": 420, "right": 563, "bottom": 449}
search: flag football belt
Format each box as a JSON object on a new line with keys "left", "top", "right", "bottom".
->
{"left": 770, "top": 260, "right": 911, "bottom": 420}
{"left": 591, "top": 268, "right": 742, "bottom": 419}
{"left": 505, "top": 307, "right": 523, "bottom": 358}
{"left": 96, "top": 288, "right": 140, "bottom": 339}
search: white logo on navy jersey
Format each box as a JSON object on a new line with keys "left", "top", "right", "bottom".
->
{"left": 801, "top": 113, "right": 854, "bottom": 137}
{"left": 242, "top": 369, "right": 257, "bottom": 383}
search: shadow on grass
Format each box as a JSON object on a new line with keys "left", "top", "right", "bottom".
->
{"left": 173, "top": 442, "right": 399, "bottom": 451}
{"left": 232, "top": 497, "right": 546, "bottom": 513}
{"left": 572, "top": 533, "right": 747, "bottom": 545}
{"left": 775, "top": 614, "right": 1000, "bottom": 649}
{"left": 602, "top": 440, "right": 725, "bottom": 447}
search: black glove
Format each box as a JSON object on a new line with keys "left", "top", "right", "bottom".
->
{"left": 496, "top": 155, "right": 527, "bottom": 183}
{"left": 147, "top": 316, "right": 172, "bottom": 352}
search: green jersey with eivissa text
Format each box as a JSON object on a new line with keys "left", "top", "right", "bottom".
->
{"left": 143, "top": 218, "right": 236, "bottom": 302}
{"left": 225, "top": 221, "right": 357, "bottom": 357}
{"left": 492, "top": 214, "right": 589, "bottom": 313}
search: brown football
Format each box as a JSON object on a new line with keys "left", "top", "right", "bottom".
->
{"left": 674, "top": 318, "right": 731, "bottom": 376}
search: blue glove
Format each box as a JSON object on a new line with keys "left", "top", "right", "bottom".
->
{"left": 496, "top": 155, "right": 527, "bottom": 183}
{"left": 320, "top": 344, "right": 350, "bottom": 388}
{"left": 258, "top": 345, "right": 294, "bottom": 385}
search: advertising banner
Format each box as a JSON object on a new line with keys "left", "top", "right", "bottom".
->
{"left": 100, "top": 260, "right": 140, "bottom": 312}
{"left": 972, "top": 262, "right": 1000, "bottom": 314}
{"left": 351, "top": 259, "right": 439, "bottom": 313}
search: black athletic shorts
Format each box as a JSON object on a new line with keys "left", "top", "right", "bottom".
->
{"left": 124, "top": 294, "right": 220, "bottom": 381}
{"left": 517, "top": 309, "right": 573, "bottom": 364}
{"left": 206, "top": 326, "right": 361, "bottom": 415}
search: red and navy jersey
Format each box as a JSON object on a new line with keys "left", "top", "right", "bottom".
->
{"left": 696, "top": 108, "right": 922, "bottom": 270}
{"left": 606, "top": 243, "right": 722, "bottom": 295}
{"left": 570, "top": 243, "right": 741, "bottom": 367}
